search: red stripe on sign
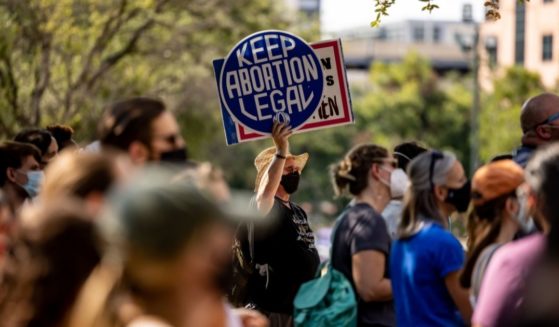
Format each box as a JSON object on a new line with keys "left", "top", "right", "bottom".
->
{"left": 237, "top": 39, "right": 351, "bottom": 141}
{"left": 238, "top": 125, "right": 261, "bottom": 139}
{"left": 299, "top": 40, "right": 351, "bottom": 129}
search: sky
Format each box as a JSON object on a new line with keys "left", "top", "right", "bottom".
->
{"left": 321, "top": 0, "right": 485, "bottom": 33}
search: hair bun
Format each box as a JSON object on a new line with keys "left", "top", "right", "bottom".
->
{"left": 337, "top": 158, "right": 356, "bottom": 181}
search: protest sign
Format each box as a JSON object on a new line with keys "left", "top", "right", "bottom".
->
{"left": 214, "top": 34, "right": 353, "bottom": 145}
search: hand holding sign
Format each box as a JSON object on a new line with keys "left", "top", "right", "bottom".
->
{"left": 272, "top": 122, "right": 292, "bottom": 156}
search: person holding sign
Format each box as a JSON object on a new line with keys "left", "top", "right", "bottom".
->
{"left": 240, "top": 122, "right": 319, "bottom": 327}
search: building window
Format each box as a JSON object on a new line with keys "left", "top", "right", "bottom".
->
{"left": 515, "top": 2, "right": 526, "bottom": 64}
{"left": 413, "top": 26, "right": 425, "bottom": 42}
{"left": 485, "top": 36, "right": 498, "bottom": 69}
{"left": 433, "top": 26, "right": 442, "bottom": 43}
{"left": 543, "top": 35, "right": 553, "bottom": 61}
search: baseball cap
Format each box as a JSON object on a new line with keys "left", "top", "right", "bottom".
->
{"left": 471, "top": 160, "right": 524, "bottom": 206}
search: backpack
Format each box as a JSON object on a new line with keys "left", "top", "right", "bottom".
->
{"left": 227, "top": 223, "right": 256, "bottom": 308}
{"left": 293, "top": 215, "right": 357, "bottom": 327}
{"left": 229, "top": 198, "right": 256, "bottom": 307}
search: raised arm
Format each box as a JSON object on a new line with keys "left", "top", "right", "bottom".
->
{"left": 255, "top": 122, "right": 291, "bottom": 215}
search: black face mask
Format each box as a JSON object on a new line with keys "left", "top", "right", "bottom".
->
{"left": 280, "top": 172, "right": 300, "bottom": 194}
{"left": 445, "top": 180, "right": 471, "bottom": 213}
{"left": 159, "top": 147, "right": 189, "bottom": 163}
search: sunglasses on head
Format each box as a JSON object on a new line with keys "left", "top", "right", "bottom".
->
{"left": 532, "top": 112, "right": 559, "bottom": 130}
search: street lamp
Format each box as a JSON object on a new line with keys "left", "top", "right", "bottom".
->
{"left": 456, "top": 5, "right": 481, "bottom": 175}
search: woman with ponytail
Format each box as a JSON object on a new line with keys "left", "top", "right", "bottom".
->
{"left": 460, "top": 160, "right": 530, "bottom": 306}
{"left": 330, "top": 144, "right": 396, "bottom": 327}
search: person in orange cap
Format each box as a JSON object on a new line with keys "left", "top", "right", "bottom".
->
{"left": 459, "top": 159, "right": 532, "bottom": 306}
{"left": 239, "top": 122, "right": 319, "bottom": 327}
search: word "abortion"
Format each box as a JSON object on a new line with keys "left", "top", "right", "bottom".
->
{"left": 222, "top": 32, "right": 323, "bottom": 123}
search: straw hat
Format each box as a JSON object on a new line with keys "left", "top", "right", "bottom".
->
{"left": 254, "top": 147, "right": 309, "bottom": 192}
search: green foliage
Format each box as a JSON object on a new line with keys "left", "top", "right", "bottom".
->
{"left": 355, "top": 52, "right": 471, "bottom": 168}
{"left": 0, "top": 0, "right": 293, "bottom": 141}
{"left": 479, "top": 66, "right": 543, "bottom": 162}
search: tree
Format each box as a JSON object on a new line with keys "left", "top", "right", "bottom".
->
{"left": 0, "top": 0, "right": 292, "bottom": 139}
{"left": 354, "top": 52, "right": 472, "bottom": 168}
{"left": 371, "top": 0, "right": 528, "bottom": 27}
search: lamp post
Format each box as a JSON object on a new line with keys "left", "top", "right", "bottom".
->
{"left": 457, "top": 3, "right": 481, "bottom": 175}
{"left": 470, "top": 24, "right": 480, "bottom": 174}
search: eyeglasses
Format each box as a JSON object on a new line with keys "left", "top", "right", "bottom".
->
{"left": 429, "top": 151, "right": 444, "bottom": 190}
{"left": 373, "top": 158, "right": 398, "bottom": 169}
{"left": 532, "top": 112, "right": 559, "bottom": 130}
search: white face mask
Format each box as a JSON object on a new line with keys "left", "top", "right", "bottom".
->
{"left": 390, "top": 168, "right": 409, "bottom": 199}
{"left": 515, "top": 189, "right": 535, "bottom": 233}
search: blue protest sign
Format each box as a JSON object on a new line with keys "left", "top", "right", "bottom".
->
{"left": 217, "top": 30, "right": 324, "bottom": 134}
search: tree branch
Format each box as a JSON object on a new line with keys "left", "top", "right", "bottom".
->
{"left": 72, "top": 0, "right": 131, "bottom": 92}
{"left": 30, "top": 38, "right": 52, "bottom": 126}
{"left": 83, "top": 0, "right": 171, "bottom": 91}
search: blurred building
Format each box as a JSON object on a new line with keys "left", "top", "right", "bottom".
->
{"left": 333, "top": 13, "right": 477, "bottom": 74}
{"left": 284, "top": 0, "right": 320, "bottom": 31}
{"left": 479, "top": 0, "right": 559, "bottom": 89}
{"left": 284, "top": 0, "right": 320, "bottom": 17}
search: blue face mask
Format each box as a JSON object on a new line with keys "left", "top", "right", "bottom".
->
{"left": 20, "top": 170, "right": 44, "bottom": 198}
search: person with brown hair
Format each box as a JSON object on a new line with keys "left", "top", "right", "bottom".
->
{"left": 46, "top": 124, "right": 78, "bottom": 151}
{"left": 382, "top": 141, "right": 428, "bottom": 239}
{"left": 14, "top": 128, "right": 58, "bottom": 168}
{"left": 472, "top": 145, "right": 556, "bottom": 327}
{"left": 330, "top": 144, "right": 396, "bottom": 327}
{"left": 0, "top": 199, "right": 101, "bottom": 327}
{"left": 238, "top": 122, "right": 319, "bottom": 327}
{"left": 97, "top": 97, "right": 190, "bottom": 166}
{"left": 40, "top": 150, "right": 131, "bottom": 216}
{"left": 460, "top": 160, "right": 529, "bottom": 306}
{"left": 0, "top": 141, "right": 42, "bottom": 210}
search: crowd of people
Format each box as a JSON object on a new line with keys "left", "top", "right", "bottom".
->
{"left": 0, "top": 91, "right": 558, "bottom": 327}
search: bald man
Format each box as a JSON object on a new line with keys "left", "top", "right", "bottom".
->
{"left": 513, "top": 92, "right": 559, "bottom": 167}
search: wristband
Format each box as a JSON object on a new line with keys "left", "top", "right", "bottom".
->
{"left": 275, "top": 153, "right": 287, "bottom": 160}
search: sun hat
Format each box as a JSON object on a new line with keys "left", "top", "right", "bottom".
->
{"left": 471, "top": 160, "right": 524, "bottom": 206}
{"left": 254, "top": 147, "right": 309, "bottom": 192}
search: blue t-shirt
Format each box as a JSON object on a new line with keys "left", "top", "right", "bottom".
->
{"left": 390, "top": 223, "right": 465, "bottom": 327}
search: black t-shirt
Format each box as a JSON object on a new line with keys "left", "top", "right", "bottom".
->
{"left": 242, "top": 198, "right": 320, "bottom": 314}
{"left": 331, "top": 203, "right": 395, "bottom": 327}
